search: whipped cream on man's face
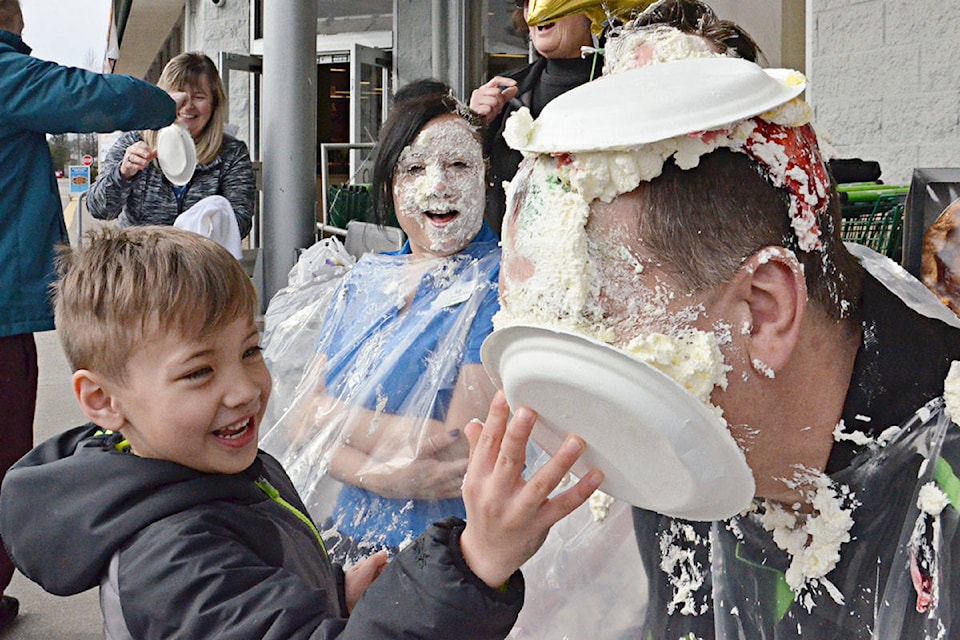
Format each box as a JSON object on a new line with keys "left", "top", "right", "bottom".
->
{"left": 495, "top": 154, "right": 731, "bottom": 405}
{"left": 393, "top": 115, "right": 485, "bottom": 257}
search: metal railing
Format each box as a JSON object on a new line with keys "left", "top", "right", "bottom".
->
{"left": 318, "top": 142, "right": 376, "bottom": 237}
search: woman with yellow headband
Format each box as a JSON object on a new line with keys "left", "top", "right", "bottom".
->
{"left": 469, "top": 0, "right": 598, "bottom": 236}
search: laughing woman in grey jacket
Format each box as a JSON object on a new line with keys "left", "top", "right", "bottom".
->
{"left": 87, "top": 52, "right": 255, "bottom": 238}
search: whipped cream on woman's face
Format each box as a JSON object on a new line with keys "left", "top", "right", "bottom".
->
{"left": 392, "top": 115, "right": 485, "bottom": 257}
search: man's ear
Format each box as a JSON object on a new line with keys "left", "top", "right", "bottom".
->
{"left": 73, "top": 370, "right": 125, "bottom": 431}
{"left": 724, "top": 248, "right": 807, "bottom": 374}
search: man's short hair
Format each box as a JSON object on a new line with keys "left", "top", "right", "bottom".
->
{"left": 53, "top": 226, "right": 258, "bottom": 382}
{"left": 629, "top": 148, "right": 863, "bottom": 325}
{"left": 634, "top": 0, "right": 763, "bottom": 63}
{"left": 0, "top": 0, "right": 22, "bottom": 32}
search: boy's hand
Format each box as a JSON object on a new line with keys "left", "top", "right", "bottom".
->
{"left": 459, "top": 391, "right": 603, "bottom": 590}
{"left": 343, "top": 550, "right": 388, "bottom": 613}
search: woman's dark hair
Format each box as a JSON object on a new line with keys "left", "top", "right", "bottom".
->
{"left": 391, "top": 79, "right": 451, "bottom": 105}
{"left": 633, "top": 0, "right": 764, "bottom": 64}
{"left": 371, "top": 79, "right": 483, "bottom": 225}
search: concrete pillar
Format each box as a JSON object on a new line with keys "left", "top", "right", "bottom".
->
{"left": 261, "top": 0, "right": 318, "bottom": 308}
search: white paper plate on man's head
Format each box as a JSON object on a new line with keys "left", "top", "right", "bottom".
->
{"left": 481, "top": 325, "right": 755, "bottom": 521}
{"left": 156, "top": 123, "right": 197, "bottom": 185}
{"left": 512, "top": 56, "right": 807, "bottom": 154}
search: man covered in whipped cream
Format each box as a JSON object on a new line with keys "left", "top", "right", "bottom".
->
{"left": 495, "top": 15, "right": 960, "bottom": 640}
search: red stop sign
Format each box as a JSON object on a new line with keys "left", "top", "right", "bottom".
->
{"left": 82, "top": 154, "right": 94, "bottom": 167}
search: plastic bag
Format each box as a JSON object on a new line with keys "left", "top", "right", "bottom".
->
{"left": 508, "top": 442, "right": 649, "bottom": 638}
{"left": 701, "top": 401, "right": 959, "bottom": 639}
{"left": 261, "top": 236, "right": 356, "bottom": 428}
{"left": 260, "top": 240, "right": 500, "bottom": 565}
{"left": 846, "top": 242, "right": 960, "bottom": 328}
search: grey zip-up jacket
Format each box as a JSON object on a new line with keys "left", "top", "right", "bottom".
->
{"left": 87, "top": 130, "right": 255, "bottom": 238}
{"left": 0, "top": 426, "right": 524, "bottom": 640}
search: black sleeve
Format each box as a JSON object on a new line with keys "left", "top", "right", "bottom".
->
{"left": 343, "top": 518, "right": 524, "bottom": 640}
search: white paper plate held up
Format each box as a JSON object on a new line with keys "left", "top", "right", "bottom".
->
{"left": 481, "top": 325, "right": 755, "bottom": 521}
{"left": 512, "top": 57, "right": 806, "bottom": 154}
{"left": 156, "top": 123, "right": 197, "bottom": 186}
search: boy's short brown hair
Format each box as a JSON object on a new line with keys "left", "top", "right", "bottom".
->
{"left": 53, "top": 226, "right": 258, "bottom": 382}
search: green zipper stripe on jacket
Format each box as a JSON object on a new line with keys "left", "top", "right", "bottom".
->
{"left": 734, "top": 541, "right": 795, "bottom": 622}
{"left": 935, "top": 456, "right": 960, "bottom": 511}
{"left": 255, "top": 478, "right": 327, "bottom": 554}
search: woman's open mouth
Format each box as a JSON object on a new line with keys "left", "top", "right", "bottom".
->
{"left": 425, "top": 210, "right": 460, "bottom": 226}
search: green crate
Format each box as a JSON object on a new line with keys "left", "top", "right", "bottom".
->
{"left": 327, "top": 184, "right": 373, "bottom": 228}
{"left": 841, "top": 202, "right": 904, "bottom": 259}
{"left": 326, "top": 184, "right": 400, "bottom": 229}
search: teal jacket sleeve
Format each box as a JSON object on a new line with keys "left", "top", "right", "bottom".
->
{"left": 0, "top": 42, "right": 175, "bottom": 134}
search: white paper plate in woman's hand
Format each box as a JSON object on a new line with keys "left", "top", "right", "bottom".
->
{"left": 156, "top": 123, "right": 197, "bottom": 185}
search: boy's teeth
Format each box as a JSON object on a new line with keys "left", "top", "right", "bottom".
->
{"left": 216, "top": 419, "right": 249, "bottom": 438}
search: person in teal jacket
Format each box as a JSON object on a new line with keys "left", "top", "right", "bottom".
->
{"left": 0, "top": 0, "right": 182, "bottom": 628}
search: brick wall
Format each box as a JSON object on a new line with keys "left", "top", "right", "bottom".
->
{"left": 809, "top": 0, "right": 960, "bottom": 185}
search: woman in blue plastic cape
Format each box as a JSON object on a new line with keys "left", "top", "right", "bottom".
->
{"left": 260, "top": 81, "right": 500, "bottom": 566}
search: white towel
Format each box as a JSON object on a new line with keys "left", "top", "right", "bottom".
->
{"left": 173, "top": 195, "right": 244, "bottom": 260}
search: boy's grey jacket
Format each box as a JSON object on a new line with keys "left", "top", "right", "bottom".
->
{"left": 0, "top": 427, "right": 523, "bottom": 639}
{"left": 86, "top": 130, "right": 255, "bottom": 239}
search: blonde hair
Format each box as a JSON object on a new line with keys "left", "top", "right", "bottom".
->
{"left": 53, "top": 226, "right": 258, "bottom": 383}
{"left": 143, "top": 52, "right": 227, "bottom": 165}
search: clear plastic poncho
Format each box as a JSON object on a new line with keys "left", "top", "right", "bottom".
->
{"left": 260, "top": 232, "right": 500, "bottom": 566}
{"left": 631, "top": 397, "right": 960, "bottom": 640}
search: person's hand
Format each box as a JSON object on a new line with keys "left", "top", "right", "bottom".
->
{"left": 343, "top": 550, "right": 388, "bottom": 613}
{"left": 168, "top": 90, "right": 189, "bottom": 112}
{"left": 459, "top": 391, "right": 603, "bottom": 589}
{"left": 119, "top": 141, "right": 158, "bottom": 180}
{"left": 469, "top": 77, "right": 519, "bottom": 127}
{"left": 357, "top": 454, "right": 468, "bottom": 500}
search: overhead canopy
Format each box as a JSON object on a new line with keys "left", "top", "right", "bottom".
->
{"left": 111, "top": 0, "right": 184, "bottom": 79}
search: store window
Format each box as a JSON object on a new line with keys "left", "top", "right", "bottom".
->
{"left": 484, "top": 0, "right": 530, "bottom": 79}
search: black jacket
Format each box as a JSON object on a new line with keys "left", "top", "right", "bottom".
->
{"left": 0, "top": 426, "right": 523, "bottom": 639}
{"left": 633, "top": 271, "right": 960, "bottom": 639}
{"left": 483, "top": 55, "right": 599, "bottom": 235}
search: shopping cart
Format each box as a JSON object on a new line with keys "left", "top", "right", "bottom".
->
{"left": 840, "top": 195, "right": 904, "bottom": 259}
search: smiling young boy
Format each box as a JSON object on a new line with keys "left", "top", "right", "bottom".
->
{"left": 0, "top": 226, "right": 601, "bottom": 639}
